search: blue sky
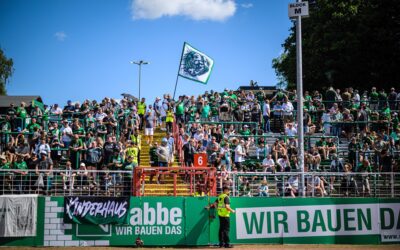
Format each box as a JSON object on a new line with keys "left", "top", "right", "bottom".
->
{"left": 0, "top": 0, "right": 293, "bottom": 105}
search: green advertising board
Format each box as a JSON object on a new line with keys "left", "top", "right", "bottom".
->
{"left": 2, "top": 196, "right": 400, "bottom": 247}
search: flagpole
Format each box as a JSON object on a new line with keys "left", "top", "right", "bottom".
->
{"left": 172, "top": 65, "right": 180, "bottom": 101}
{"left": 173, "top": 42, "right": 187, "bottom": 101}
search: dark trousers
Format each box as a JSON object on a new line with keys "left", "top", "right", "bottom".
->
{"left": 219, "top": 216, "right": 230, "bottom": 246}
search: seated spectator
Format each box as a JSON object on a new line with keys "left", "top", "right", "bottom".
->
{"left": 315, "top": 137, "right": 328, "bottom": 160}
{"left": 285, "top": 175, "right": 299, "bottom": 197}
{"left": 262, "top": 154, "right": 275, "bottom": 172}
{"left": 258, "top": 180, "right": 269, "bottom": 197}
{"left": 276, "top": 155, "right": 290, "bottom": 172}
{"left": 285, "top": 123, "right": 297, "bottom": 136}
{"left": 77, "top": 162, "right": 89, "bottom": 190}
{"left": 60, "top": 161, "right": 75, "bottom": 190}
{"left": 308, "top": 175, "right": 327, "bottom": 197}
{"left": 12, "top": 155, "right": 28, "bottom": 193}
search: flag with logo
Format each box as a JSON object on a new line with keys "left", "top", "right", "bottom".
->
{"left": 178, "top": 42, "right": 214, "bottom": 84}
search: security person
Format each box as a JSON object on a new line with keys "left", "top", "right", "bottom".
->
{"left": 213, "top": 186, "right": 235, "bottom": 248}
{"left": 137, "top": 98, "right": 146, "bottom": 130}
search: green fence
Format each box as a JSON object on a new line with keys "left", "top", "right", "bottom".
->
{"left": 1, "top": 196, "right": 400, "bottom": 246}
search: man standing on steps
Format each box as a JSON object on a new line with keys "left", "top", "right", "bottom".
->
{"left": 213, "top": 186, "right": 235, "bottom": 248}
{"left": 130, "top": 129, "right": 142, "bottom": 166}
{"left": 144, "top": 109, "right": 156, "bottom": 145}
{"left": 137, "top": 98, "right": 146, "bottom": 130}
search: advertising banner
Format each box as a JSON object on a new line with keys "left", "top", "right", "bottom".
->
{"left": 39, "top": 197, "right": 400, "bottom": 247}
{"left": 64, "top": 196, "right": 129, "bottom": 225}
{"left": 226, "top": 198, "right": 400, "bottom": 244}
{"left": 0, "top": 195, "right": 37, "bottom": 237}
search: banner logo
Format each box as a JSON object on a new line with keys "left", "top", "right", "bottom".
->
{"left": 64, "top": 197, "right": 129, "bottom": 225}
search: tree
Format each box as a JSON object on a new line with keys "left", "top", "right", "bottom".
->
{"left": 0, "top": 48, "right": 14, "bottom": 95}
{"left": 272, "top": 0, "right": 400, "bottom": 91}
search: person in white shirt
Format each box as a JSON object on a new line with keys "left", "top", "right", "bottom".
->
{"left": 282, "top": 99, "right": 294, "bottom": 122}
{"left": 321, "top": 109, "right": 331, "bottom": 135}
{"left": 272, "top": 101, "right": 283, "bottom": 118}
{"left": 285, "top": 123, "right": 297, "bottom": 136}
{"left": 263, "top": 99, "right": 271, "bottom": 133}
{"left": 234, "top": 140, "right": 246, "bottom": 171}
{"left": 60, "top": 120, "right": 73, "bottom": 148}
{"left": 286, "top": 175, "right": 299, "bottom": 197}
{"left": 262, "top": 154, "right": 275, "bottom": 172}
{"left": 277, "top": 156, "right": 290, "bottom": 172}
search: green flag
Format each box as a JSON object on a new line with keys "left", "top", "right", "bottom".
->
{"left": 178, "top": 42, "right": 214, "bottom": 84}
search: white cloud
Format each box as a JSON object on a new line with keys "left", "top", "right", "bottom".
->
{"left": 54, "top": 31, "right": 67, "bottom": 41}
{"left": 131, "top": 0, "right": 236, "bottom": 21}
{"left": 241, "top": 3, "right": 253, "bottom": 9}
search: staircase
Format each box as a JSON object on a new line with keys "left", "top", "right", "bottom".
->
{"left": 138, "top": 128, "right": 191, "bottom": 196}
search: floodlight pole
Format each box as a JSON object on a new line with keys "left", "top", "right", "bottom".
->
{"left": 130, "top": 60, "right": 149, "bottom": 100}
{"left": 295, "top": 0, "right": 305, "bottom": 197}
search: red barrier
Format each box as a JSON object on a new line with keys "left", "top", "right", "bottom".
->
{"left": 133, "top": 166, "right": 217, "bottom": 197}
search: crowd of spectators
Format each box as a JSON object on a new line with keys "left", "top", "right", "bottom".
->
{"left": 0, "top": 86, "right": 399, "bottom": 196}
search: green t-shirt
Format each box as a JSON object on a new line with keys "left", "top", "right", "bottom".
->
{"left": 210, "top": 104, "right": 219, "bottom": 116}
{"left": 201, "top": 105, "right": 210, "bottom": 118}
{"left": 13, "top": 161, "right": 28, "bottom": 171}
{"left": 27, "top": 123, "right": 41, "bottom": 133}
{"left": 240, "top": 129, "right": 251, "bottom": 136}
{"left": 176, "top": 102, "right": 185, "bottom": 115}
{"left": 315, "top": 140, "right": 326, "bottom": 147}
{"left": 0, "top": 162, "right": 10, "bottom": 170}
{"left": 73, "top": 127, "right": 86, "bottom": 136}
{"left": 17, "top": 107, "right": 27, "bottom": 118}
{"left": 370, "top": 91, "right": 379, "bottom": 101}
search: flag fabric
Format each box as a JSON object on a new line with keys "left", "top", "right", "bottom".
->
{"left": 32, "top": 99, "right": 44, "bottom": 111}
{"left": 178, "top": 42, "right": 214, "bottom": 84}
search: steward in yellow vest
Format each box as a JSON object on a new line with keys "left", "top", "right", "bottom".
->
{"left": 137, "top": 98, "right": 146, "bottom": 130}
{"left": 130, "top": 129, "right": 142, "bottom": 165}
{"left": 213, "top": 186, "right": 235, "bottom": 248}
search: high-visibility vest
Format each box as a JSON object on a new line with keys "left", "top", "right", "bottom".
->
{"left": 138, "top": 102, "right": 146, "bottom": 115}
{"left": 166, "top": 111, "right": 174, "bottom": 123}
{"left": 131, "top": 135, "right": 142, "bottom": 150}
{"left": 217, "top": 193, "right": 230, "bottom": 217}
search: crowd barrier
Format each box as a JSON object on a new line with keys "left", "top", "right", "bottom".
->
{"left": 230, "top": 172, "right": 400, "bottom": 198}
{"left": 1, "top": 169, "right": 399, "bottom": 199}
{"left": 0, "top": 196, "right": 399, "bottom": 247}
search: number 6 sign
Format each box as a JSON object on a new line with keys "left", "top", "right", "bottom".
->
{"left": 194, "top": 153, "right": 207, "bottom": 167}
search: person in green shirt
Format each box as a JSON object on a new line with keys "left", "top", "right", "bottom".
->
{"left": 239, "top": 125, "right": 251, "bottom": 136}
{"left": 201, "top": 101, "right": 211, "bottom": 121}
{"left": 0, "top": 155, "right": 11, "bottom": 193}
{"left": 175, "top": 97, "right": 185, "bottom": 125}
{"left": 13, "top": 155, "right": 28, "bottom": 193}
{"left": 315, "top": 137, "right": 328, "bottom": 160}
{"left": 210, "top": 100, "right": 220, "bottom": 122}
{"left": 26, "top": 117, "right": 42, "bottom": 133}
{"left": 69, "top": 134, "right": 83, "bottom": 169}
{"left": 16, "top": 102, "right": 27, "bottom": 130}
{"left": 369, "top": 87, "right": 379, "bottom": 111}
{"left": 108, "top": 150, "right": 123, "bottom": 186}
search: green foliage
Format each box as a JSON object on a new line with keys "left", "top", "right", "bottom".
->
{"left": 273, "top": 0, "right": 400, "bottom": 91}
{"left": 0, "top": 48, "right": 14, "bottom": 95}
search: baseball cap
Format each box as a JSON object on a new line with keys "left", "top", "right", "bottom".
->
{"left": 80, "top": 163, "right": 86, "bottom": 167}
{"left": 40, "top": 151, "right": 48, "bottom": 156}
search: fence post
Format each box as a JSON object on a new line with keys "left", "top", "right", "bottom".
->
{"left": 391, "top": 172, "right": 394, "bottom": 198}
{"left": 232, "top": 173, "right": 236, "bottom": 197}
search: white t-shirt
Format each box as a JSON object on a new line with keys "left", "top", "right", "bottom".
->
{"left": 285, "top": 127, "right": 297, "bottom": 136}
{"left": 263, "top": 103, "right": 270, "bottom": 116}
{"left": 262, "top": 158, "right": 275, "bottom": 167}
{"left": 282, "top": 102, "right": 294, "bottom": 116}
{"left": 234, "top": 144, "right": 245, "bottom": 163}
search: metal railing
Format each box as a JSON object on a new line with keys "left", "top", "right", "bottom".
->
{"left": 0, "top": 169, "right": 133, "bottom": 197}
{"left": 133, "top": 167, "right": 217, "bottom": 197}
{"left": 230, "top": 172, "right": 400, "bottom": 198}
